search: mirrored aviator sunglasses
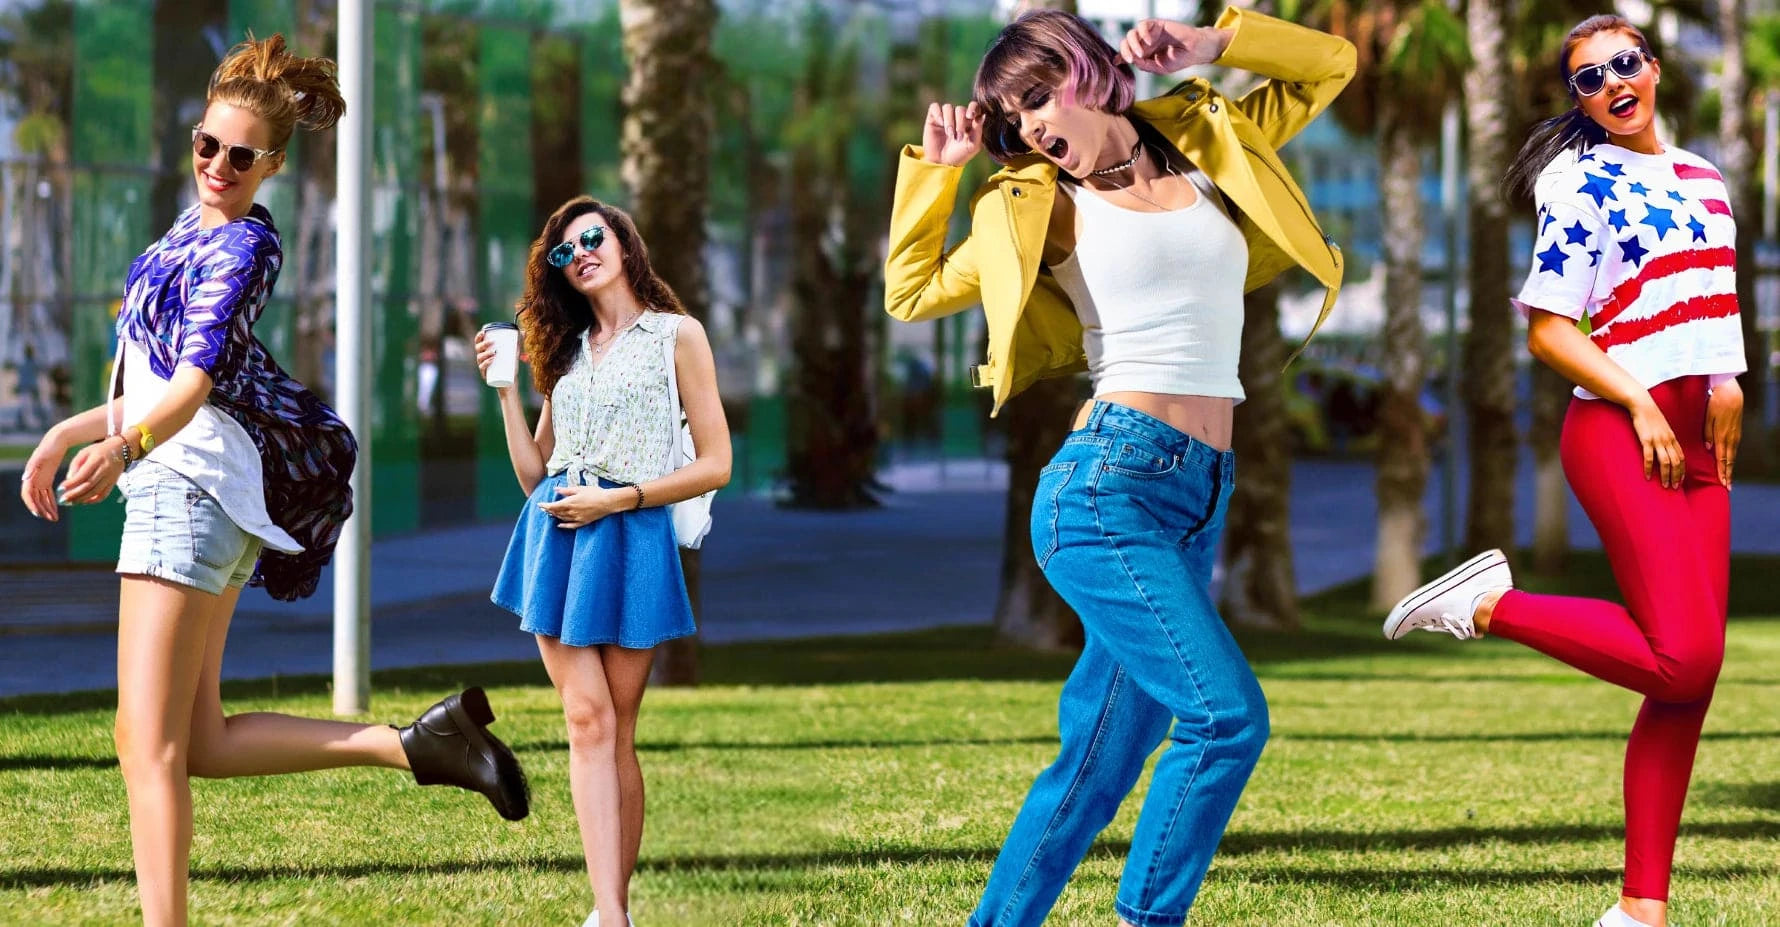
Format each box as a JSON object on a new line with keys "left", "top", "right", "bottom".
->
{"left": 1568, "top": 48, "right": 1648, "bottom": 97}
{"left": 547, "top": 226, "right": 605, "bottom": 269}
{"left": 191, "top": 126, "right": 280, "bottom": 172}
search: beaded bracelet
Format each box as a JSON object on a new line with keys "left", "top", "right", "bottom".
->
{"left": 632, "top": 484, "right": 646, "bottom": 510}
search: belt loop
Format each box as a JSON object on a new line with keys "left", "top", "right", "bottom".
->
{"left": 1085, "top": 400, "right": 1108, "bottom": 431}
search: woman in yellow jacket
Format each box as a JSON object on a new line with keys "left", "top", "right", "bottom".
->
{"left": 884, "top": 9, "right": 1352, "bottom": 926}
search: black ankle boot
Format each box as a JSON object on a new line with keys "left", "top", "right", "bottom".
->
{"left": 399, "top": 686, "right": 530, "bottom": 821}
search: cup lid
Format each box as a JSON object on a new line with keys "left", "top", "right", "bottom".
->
{"left": 479, "top": 321, "right": 519, "bottom": 332}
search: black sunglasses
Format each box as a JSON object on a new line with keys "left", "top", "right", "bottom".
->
{"left": 547, "top": 226, "right": 606, "bottom": 269}
{"left": 1568, "top": 48, "right": 1650, "bottom": 98}
{"left": 191, "top": 126, "right": 280, "bottom": 172}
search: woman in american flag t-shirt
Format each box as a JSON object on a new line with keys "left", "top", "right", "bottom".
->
{"left": 1378, "top": 15, "right": 1742, "bottom": 927}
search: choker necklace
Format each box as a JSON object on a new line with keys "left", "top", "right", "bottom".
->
{"left": 1087, "top": 138, "right": 1143, "bottom": 177}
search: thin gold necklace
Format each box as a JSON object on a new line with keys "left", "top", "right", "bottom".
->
{"left": 590, "top": 311, "right": 643, "bottom": 354}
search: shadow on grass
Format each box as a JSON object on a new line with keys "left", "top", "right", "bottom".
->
{"left": 13, "top": 725, "right": 1780, "bottom": 773}
{"left": 514, "top": 735, "right": 1061, "bottom": 755}
{"left": 4, "top": 551, "right": 1776, "bottom": 717}
{"left": 4, "top": 821, "right": 1774, "bottom": 890}
{"left": 1694, "top": 780, "right": 1780, "bottom": 813}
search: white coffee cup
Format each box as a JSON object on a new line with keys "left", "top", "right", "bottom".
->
{"left": 480, "top": 322, "right": 519, "bottom": 389}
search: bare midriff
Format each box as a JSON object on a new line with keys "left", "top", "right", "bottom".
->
{"left": 1074, "top": 391, "right": 1235, "bottom": 451}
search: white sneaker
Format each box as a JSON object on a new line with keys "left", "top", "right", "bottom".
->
{"left": 1382, "top": 549, "right": 1512, "bottom": 640}
{"left": 1595, "top": 904, "right": 1656, "bottom": 927}
{"left": 581, "top": 914, "right": 636, "bottom": 927}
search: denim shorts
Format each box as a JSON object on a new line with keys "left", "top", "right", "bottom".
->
{"left": 116, "top": 460, "right": 263, "bottom": 596}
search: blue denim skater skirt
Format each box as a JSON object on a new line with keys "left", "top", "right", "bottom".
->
{"left": 491, "top": 472, "right": 696, "bottom": 649}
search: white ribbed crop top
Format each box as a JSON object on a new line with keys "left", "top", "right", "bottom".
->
{"left": 1050, "top": 169, "right": 1248, "bottom": 400}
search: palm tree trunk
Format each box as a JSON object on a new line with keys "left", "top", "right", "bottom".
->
{"left": 1370, "top": 104, "right": 1429, "bottom": 611}
{"left": 1530, "top": 362, "right": 1569, "bottom": 573}
{"left": 620, "top": 0, "right": 717, "bottom": 686}
{"left": 992, "top": 376, "right": 1081, "bottom": 649}
{"left": 1462, "top": 0, "right": 1516, "bottom": 556}
{"left": 989, "top": 0, "right": 1083, "bottom": 648}
{"left": 1719, "top": 0, "right": 1765, "bottom": 449}
{"left": 1222, "top": 281, "right": 1298, "bottom": 630}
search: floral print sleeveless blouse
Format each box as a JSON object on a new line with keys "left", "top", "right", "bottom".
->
{"left": 545, "top": 311, "right": 682, "bottom": 486}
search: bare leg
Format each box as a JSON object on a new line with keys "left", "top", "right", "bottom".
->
{"left": 185, "top": 584, "right": 406, "bottom": 779}
{"left": 114, "top": 576, "right": 219, "bottom": 927}
{"left": 1474, "top": 587, "right": 1508, "bottom": 635}
{"left": 538, "top": 636, "right": 628, "bottom": 924}
{"left": 601, "top": 645, "right": 658, "bottom": 907}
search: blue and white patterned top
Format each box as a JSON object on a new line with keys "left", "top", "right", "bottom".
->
{"left": 114, "top": 204, "right": 356, "bottom": 601}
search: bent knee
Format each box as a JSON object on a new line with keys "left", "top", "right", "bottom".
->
{"left": 1652, "top": 657, "right": 1723, "bottom": 704}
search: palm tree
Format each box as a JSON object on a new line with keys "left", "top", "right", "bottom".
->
{"left": 1719, "top": 0, "right": 1766, "bottom": 440}
{"left": 780, "top": 6, "right": 886, "bottom": 510}
{"left": 619, "top": 0, "right": 718, "bottom": 685}
{"left": 1319, "top": 0, "right": 1468, "bottom": 609}
{"left": 1462, "top": 0, "right": 1517, "bottom": 558}
{"left": 989, "top": 0, "right": 1084, "bottom": 649}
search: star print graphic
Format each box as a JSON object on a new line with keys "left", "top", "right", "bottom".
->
{"left": 1564, "top": 221, "right": 1592, "bottom": 245}
{"left": 1627, "top": 181, "right": 1650, "bottom": 196}
{"left": 1687, "top": 215, "right": 1707, "bottom": 242}
{"left": 1579, "top": 152, "right": 1597, "bottom": 162}
{"left": 1588, "top": 248, "right": 1602, "bottom": 267}
{"left": 1538, "top": 242, "right": 1570, "bottom": 274}
{"left": 1619, "top": 235, "right": 1649, "bottom": 267}
{"left": 1602, "top": 162, "right": 1625, "bottom": 176}
{"left": 1640, "top": 205, "right": 1679, "bottom": 240}
{"left": 1541, "top": 209, "right": 1557, "bottom": 231}
{"left": 1668, "top": 190, "right": 1687, "bottom": 204}
{"left": 1579, "top": 173, "right": 1618, "bottom": 207}
{"left": 1608, "top": 208, "right": 1630, "bottom": 231}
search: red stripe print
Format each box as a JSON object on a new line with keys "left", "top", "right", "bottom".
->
{"left": 1592, "top": 293, "right": 1739, "bottom": 350}
{"left": 1589, "top": 246, "right": 1737, "bottom": 331}
{"left": 1703, "top": 199, "right": 1733, "bottom": 216}
{"left": 1674, "top": 162, "right": 1724, "bottom": 182}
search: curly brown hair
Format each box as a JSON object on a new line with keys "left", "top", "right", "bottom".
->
{"left": 516, "top": 197, "right": 687, "bottom": 398}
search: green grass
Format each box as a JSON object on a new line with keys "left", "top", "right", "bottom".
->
{"left": 2, "top": 552, "right": 1777, "bottom": 925}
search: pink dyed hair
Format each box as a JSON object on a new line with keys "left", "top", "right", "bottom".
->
{"left": 974, "top": 9, "right": 1136, "bottom": 162}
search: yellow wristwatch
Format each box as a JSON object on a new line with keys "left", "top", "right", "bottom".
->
{"left": 133, "top": 423, "right": 155, "bottom": 454}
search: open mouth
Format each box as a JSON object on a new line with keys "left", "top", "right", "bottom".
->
{"left": 1045, "top": 136, "right": 1068, "bottom": 160}
{"left": 201, "top": 171, "right": 237, "bottom": 193}
{"left": 575, "top": 262, "right": 600, "bottom": 281}
{"left": 1608, "top": 94, "right": 1638, "bottom": 119}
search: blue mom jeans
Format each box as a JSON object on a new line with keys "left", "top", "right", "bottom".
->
{"left": 970, "top": 401, "right": 1269, "bottom": 927}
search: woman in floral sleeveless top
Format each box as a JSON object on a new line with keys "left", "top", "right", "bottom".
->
{"left": 478, "top": 197, "right": 732, "bottom": 927}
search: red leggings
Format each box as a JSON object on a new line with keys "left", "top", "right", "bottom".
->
{"left": 1490, "top": 375, "right": 1728, "bottom": 902}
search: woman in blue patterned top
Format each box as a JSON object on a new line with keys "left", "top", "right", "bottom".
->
{"left": 17, "top": 34, "right": 529, "bottom": 926}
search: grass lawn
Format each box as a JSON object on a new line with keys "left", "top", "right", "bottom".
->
{"left": 2, "top": 552, "right": 1776, "bottom": 925}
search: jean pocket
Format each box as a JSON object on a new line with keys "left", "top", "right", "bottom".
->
{"left": 1103, "top": 440, "right": 1178, "bottom": 479}
{"left": 186, "top": 488, "right": 248, "bottom": 570}
{"left": 1031, "top": 460, "right": 1076, "bottom": 571}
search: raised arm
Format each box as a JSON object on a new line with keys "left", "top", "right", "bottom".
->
{"left": 1121, "top": 8, "right": 1356, "bottom": 149}
{"left": 885, "top": 102, "right": 988, "bottom": 324}
{"left": 1211, "top": 7, "right": 1356, "bottom": 148}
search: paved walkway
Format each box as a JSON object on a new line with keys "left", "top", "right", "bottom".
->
{"left": 3, "top": 455, "right": 1778, "bottom": 697}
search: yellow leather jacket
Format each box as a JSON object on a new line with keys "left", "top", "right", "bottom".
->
{"left": 883, "top": 7, "right": 1356, "bottom": 415}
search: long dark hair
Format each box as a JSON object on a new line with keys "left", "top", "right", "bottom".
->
{"left": 1503, "top": 15, "right": 1652, "bottom": 203}
{"left": 516, "top": 197, "right": 686, "bottom": 397}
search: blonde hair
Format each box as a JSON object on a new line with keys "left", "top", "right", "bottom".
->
{"left": 207, "top": 32, "right": 346, "bottom": 150}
